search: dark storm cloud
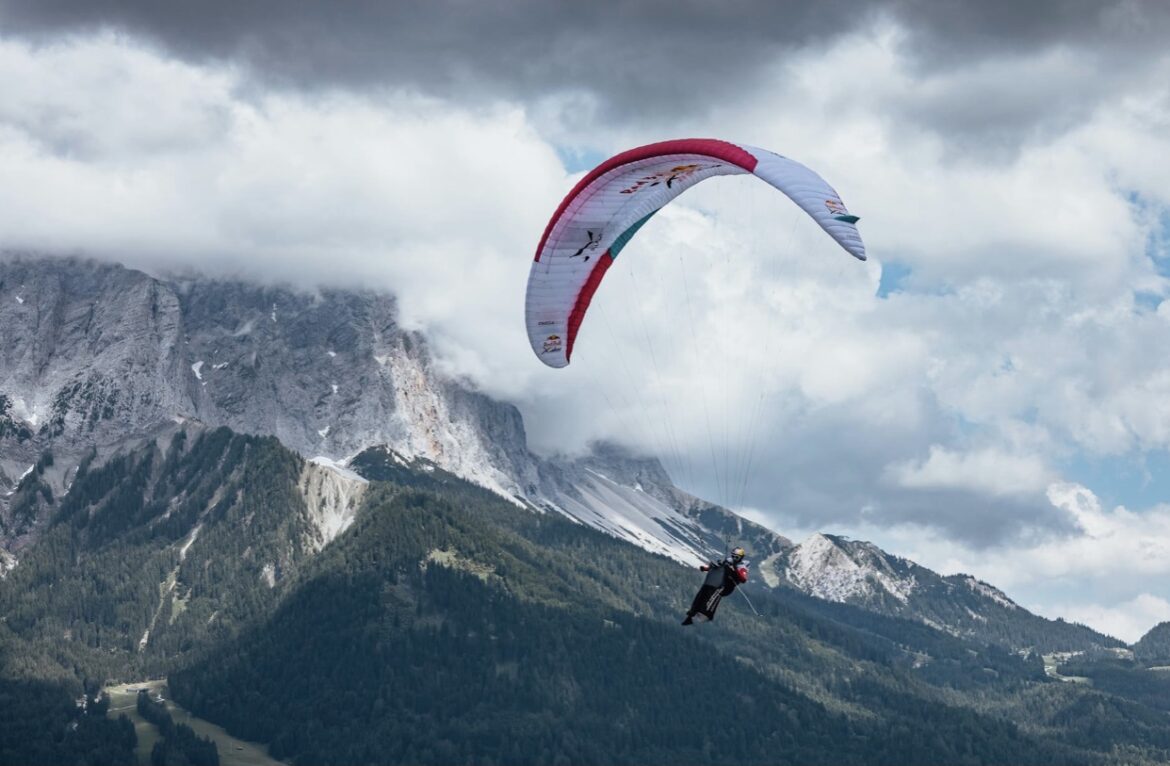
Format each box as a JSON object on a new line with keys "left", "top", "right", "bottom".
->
{"left": 4, "top": 0, "right": 1166, "bottom": 130}
{"left": 880, "top": 1, "right": 1170, "bottom": 157}
{"left": 4, "top": 0, "right": 1165, "bottom": 160}
{"left": 0, "top": 0, "right": 866, "bottom": 117}
{"left": 888, "top": 0, "right": 1170, "bottom": 64}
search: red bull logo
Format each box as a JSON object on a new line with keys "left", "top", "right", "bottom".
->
{"left": 542, "top": 334, "right": 562, "bottom": 354}
{"left": 620, "top": 163, "right": 717, "bottom": 194}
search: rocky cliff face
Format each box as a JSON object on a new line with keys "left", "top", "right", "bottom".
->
{"left": 0, "top": 258, "right": 533, "bottom": 489}
{"left": 1, "top": 259, "right": 517, "bottom": 454}
{"left": 1, "top": 260, "right": 188, "bottom": 483}
{"left": 0, "top": 256, "right": 786, "bottom": 565}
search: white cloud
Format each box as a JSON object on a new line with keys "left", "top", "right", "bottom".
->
{"left": 1053, "top": 594, "right": 1170, "bottom": 645}
{"left": 817, "top": 483, "right": 1170, "bottom": 642}
{"left": 884, "top": 446, "right": 1054, "bottom": 497}
{"left": 2, "top": 27, "right": 1170, "bottom": 583}
{"left": 539, "top": 25, "right": 1170, "bottom": 522}
{"left": 0, "top": 34, "right": 567, "bottom": 400}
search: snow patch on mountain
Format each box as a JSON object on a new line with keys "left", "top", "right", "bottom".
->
{"left": 0, "top": 548, "right": 16, "bottom": 577}
{"left": 961, "top": 575, "right": 1020, "bottom": 610}
{"left": 549, "top": 468, "right": 707, "bottom": 565}
{"left": 8, "top": 397, "right": 40, "bottom": 427}
{"left": 179, "top": 524, "right": 201, "bottom": 560}
{"left": 12, "top": 463, "right": 34, "bottom": 491}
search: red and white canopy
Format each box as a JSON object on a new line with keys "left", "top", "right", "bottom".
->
{"left": 525, "top": 138, "right": 866, "bottom": 368}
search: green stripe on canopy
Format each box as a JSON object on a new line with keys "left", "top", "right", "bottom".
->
{"left": 609, "top": 210, "right": 658, "bottom": 260}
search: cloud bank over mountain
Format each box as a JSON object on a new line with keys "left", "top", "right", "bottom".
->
{"left": 2, "top": 1, "right": 1169, "bottom": 640}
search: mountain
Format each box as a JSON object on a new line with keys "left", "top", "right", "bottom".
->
{"left": 2, "top": 256, "right": 1170, "bottom": 762}
{"left": 3, "top": 422, "right": 1115, "bottom": 765}
{"left": 0, "top": 256, "right": 527, "bottom": 493}
{"left": 0, "top": 424, "right": 354, "bottom": 676}
{"left": 1134, "top": 622, "right": 1170, "bottom": 664}
{"left": 169, "top": 471, "right": 1093, "bottom": 766}
{"left": 0, "top": 256, "right": 1131, "bottom": 659}
{"left": 771, "top": 533, "right": 1119, "bottom": 652}
{"left": 0, "top": 255, "right": 784, "bottom": 568}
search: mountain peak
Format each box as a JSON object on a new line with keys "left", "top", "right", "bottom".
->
{"left": 1134, "top": 620, "right": 1170, "bottom": 661}
{"left": 772, "top": 533, "right": 1118, "bottom": 652}
{"left": 954, "top": 574, "right": 1020, "bottom": 610}
{"left": 1, "top": 255, "right": 1128, "bottom": 660}
{"left": 786, "top": 531, "right": 918, "bottom": 605}
{"left": 4, "top": 258, "right": 798, "bottom": 569}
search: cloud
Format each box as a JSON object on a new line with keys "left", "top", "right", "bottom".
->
{"left": 0, "top": 7, "right": 1169, "bottom": 641}
{"left": 0, "top": 34, "right": 570, "bottom": 398}
{"left": 0, "top": 0, "right": 871, "bottom": 118}
{"left": 3, "top": 30, "right": 1170, "bottom": 554}
{"left": 888, "top": 0, "right": 1170, "bottom": 62}
{"left": 826, "top": 484, "right": 1170, "bottom": 642}
{"left": 884, "top": 446, "right": 1055, "bottom": 497}
{"left": 1043, "top": 483, "right": 1170, "bottom": 564}
{"left": 1054, "top": 594, "right": 1170, "bottom": 645}
{"left": 3, "top": 0, "right": 1168, "bottom": 152}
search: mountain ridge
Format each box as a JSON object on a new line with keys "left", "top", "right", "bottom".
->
{"left": 0, "top": 255, "right": 1124, "bottom": 651}
{"left": 2, "top": 384, "right": 1167, "bottom": 762}
{"left": 0, "top": 255, "right": 790, "bottom": 569}
{"left": 772, "top": 532, "right": 1119, "bottom": 651}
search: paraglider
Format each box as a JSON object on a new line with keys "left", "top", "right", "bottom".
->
{"left": 683, "top": 547, "right": 749, "bottom": 625}
{"left": 523, "top": 139, "right": 867, "bottom": 627}
{"left": 524, "top": 138, "right": 865, "bottom": 368}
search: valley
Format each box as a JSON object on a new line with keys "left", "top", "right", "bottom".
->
{"left": 105, "top": 680, "right": 282, "bottom": 766}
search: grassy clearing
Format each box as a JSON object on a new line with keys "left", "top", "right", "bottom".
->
{"left": 105, "top": 680, "right": 283, "bottom": 766}
{"left": 1041, "top": 654, "right": 1092, "bottom": 685}
{"left": 425, "top": 547, "right": 498, "bottom": 582}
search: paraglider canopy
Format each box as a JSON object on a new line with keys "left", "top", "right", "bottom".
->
{"left": 525, "top": 138, "right": 866, "bottom": 368}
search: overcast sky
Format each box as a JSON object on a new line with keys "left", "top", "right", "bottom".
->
{"left": 2, "top": 0, "right": 1169, "bottom": 641}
